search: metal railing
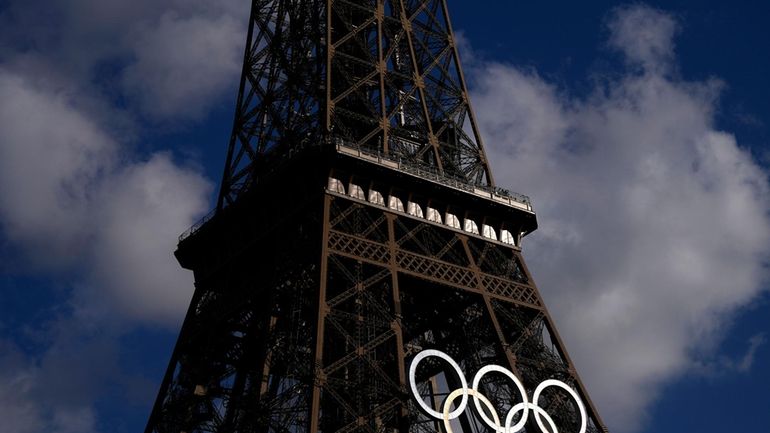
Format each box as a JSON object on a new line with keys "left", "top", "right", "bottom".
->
{"left": 333, "top": 137, "right": 532, "bottom": 211}
{"left": 179, "top": 138, "right": 533, "bottom": 243}
{"left": 179, "top": 207, "right": 217, "bottom": 242}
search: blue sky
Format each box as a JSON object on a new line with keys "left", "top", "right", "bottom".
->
{"left": 1, "top": 1, "right": 769, "bottom": 432}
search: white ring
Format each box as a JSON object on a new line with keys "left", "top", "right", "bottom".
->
{"left": 471, "top": 364, "right": 529, "bottom": 432}
{"left": 443, "top": 388, "right": 500, "bottom": 433}
{"left": 533, "top": 379, "right": 587, "bottom": 433}
{"left": 408, "top": 349, "right": 469, "bottom": 419}
{"left": 505, "top": 402, "right": 559, "bottom": 433}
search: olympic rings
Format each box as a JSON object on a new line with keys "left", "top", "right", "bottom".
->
{"left": 472, "top": 364, "right": 529, "bottom": 432}
{"left": 443, "top": 388, "right": 498, "bottom": 433}
{"left": 408, "top": 350, "right": 587, "bottom": 433}
{"left": 408, "top": 349, "right": 469, "bottom": 419}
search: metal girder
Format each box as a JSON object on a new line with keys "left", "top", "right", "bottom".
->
{"left": 218, "top": 0, "right": 492, "bottom": 209}
{"left": 147, "top": 1, "right": 609, "bottom": 433}
{"left": 147, "top": 193, "right": 608, "bottom": 433}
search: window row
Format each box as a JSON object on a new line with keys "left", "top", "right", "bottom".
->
{"left": 328, "top": 178, "right": 517, "bottom": 246}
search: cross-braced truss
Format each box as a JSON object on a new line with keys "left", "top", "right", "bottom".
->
{"left": 219, "top": 0, "right": 493, "bottom": 209}
{"left": 146, "top": 194, "right": 607, "bottom": 433}
{"left": 148, "top": 1, "right": 609, "bottom": 433}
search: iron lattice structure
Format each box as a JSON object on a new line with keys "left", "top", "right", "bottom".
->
{"left": 218, "top": 0, "right": 493, "bottom": 209}
{"left": 146, "top": 1, "right": 608, "bottom": 433}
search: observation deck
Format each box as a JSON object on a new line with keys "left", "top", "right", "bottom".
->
{"left": 179, "top": 138, "right": 536, "bottom": 245}
{"left": 333, "top": 138, "right": 533, "bottom": 214}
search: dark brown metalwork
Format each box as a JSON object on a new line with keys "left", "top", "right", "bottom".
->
{"left": 218, "top": 0, "right": 493, "bottom": 209}
{"left": 146, "top": 2, "right": 608, "bottom": 433}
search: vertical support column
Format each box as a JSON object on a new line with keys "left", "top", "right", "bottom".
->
{"left": 428, "top": 377, "right": 444, "bottom": 433}
{"left": 218, "top": 0, "right": 259, "bottom": 210}
{"left": 310, "top": 194, "right": 333, "bottom": 433}
{"left": 438, "top": 0, "right": 493, "bottom": 185}
{"left": 258, "top": 316, "right": 279, "bottom": 398}
{"left": 385, "top": 213, "right": 409, "bottom": 433}
{"left": 397, "top": 0, "right": 443, "bottom": 171}
{"left": 376, "top": 0, "right": 389, "bottom": 153}
{"left": 325, "top": 0, "right": 334, "bottom": 135}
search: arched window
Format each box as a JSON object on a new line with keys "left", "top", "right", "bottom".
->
{"left": 349, "top": 183, "right": 365, "bottom": 200}
{"left": 482, "top": 224, "right": 498, "bottom": 241}
{"left": 464, "top": 219, "right": 479, "bottom": 235}
{"left": 328, "top": 177, "right": 345, "bottom": 194}
{"left": 426, "top": 207, "right": 442, "bottom": 223}
{"left": 389, "top": 196, "right": 405, "bottom": 212}
{"left": 368, "top": 190, "right": 385, "bottom": 206}
{"left": 445, "top": 213, "right": 461, "bottom": 229}
{"left": 407, "top": 201, "right": 424, "bottom": 218}
{"left": 500, "top": 229, "right": 515, "bottom": 245}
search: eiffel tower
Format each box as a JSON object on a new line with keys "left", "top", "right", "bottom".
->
{"left": 145, "top": 1, "right": 608, "bottom": 433}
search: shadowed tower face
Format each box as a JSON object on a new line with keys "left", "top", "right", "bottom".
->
{"left": 145, "top": 1, "right": 608, "bottom": 433}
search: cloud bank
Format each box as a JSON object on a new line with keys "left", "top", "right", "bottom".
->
{"left": 0, "top": 69, "right": 211, "bottom": 325}
{"left": 0, "top": 0, "right": 247, "bottom": 121}
{"left": 0, "top": 1, "right": 245, "bottom": 431}
{"left": 0, "top": 62, "right": 211, "bottom": 433}
{"left": 470, "top": 5, "right": 770, "bottom": 431}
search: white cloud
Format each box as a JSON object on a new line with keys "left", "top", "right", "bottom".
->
{"left": 736, "top": 333, "right": 766, "bottom": 372}
{"left": 0, "top": 339, "right": 99, "bottom": 433}
{"left": 50, "top": 408, "right": 98, "bottom": 433}
{"left": 122, "top": 9, "right": 245, "bottom": 119}
{"left": 0, "top": 344, "right": 45, "bottom": 433}
{"left": 607, "top": 4, "right": 679, "bottom": 74}
{"left": 0, "top": 70, "right": 116, "bottom": 266}
{"left": 469, "top": 5, "right": 770, "bottom": 432}
{"left": 0, "top": 68, "right": 211, "bottom": 326}
{"left": 88, "top": 153, "right": 211, "bottom": 323}
{"left": 0, "top": 63, "right": 211, "bottom": 433}
{"left": 0, "top": 0, "right": 248, "bottom": 122}
{"left": 0, "top": 1, "right": 226, "bottom": 431}
{"left": 696, "top": 332, "right": 769, "bottom": 375}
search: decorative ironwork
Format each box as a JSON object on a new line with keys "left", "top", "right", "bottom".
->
{"left": 146, "top": 2, "right": 608, "bottom": 433}
{"left": 218, "top": 0, "right": 493, "bottom": 209}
